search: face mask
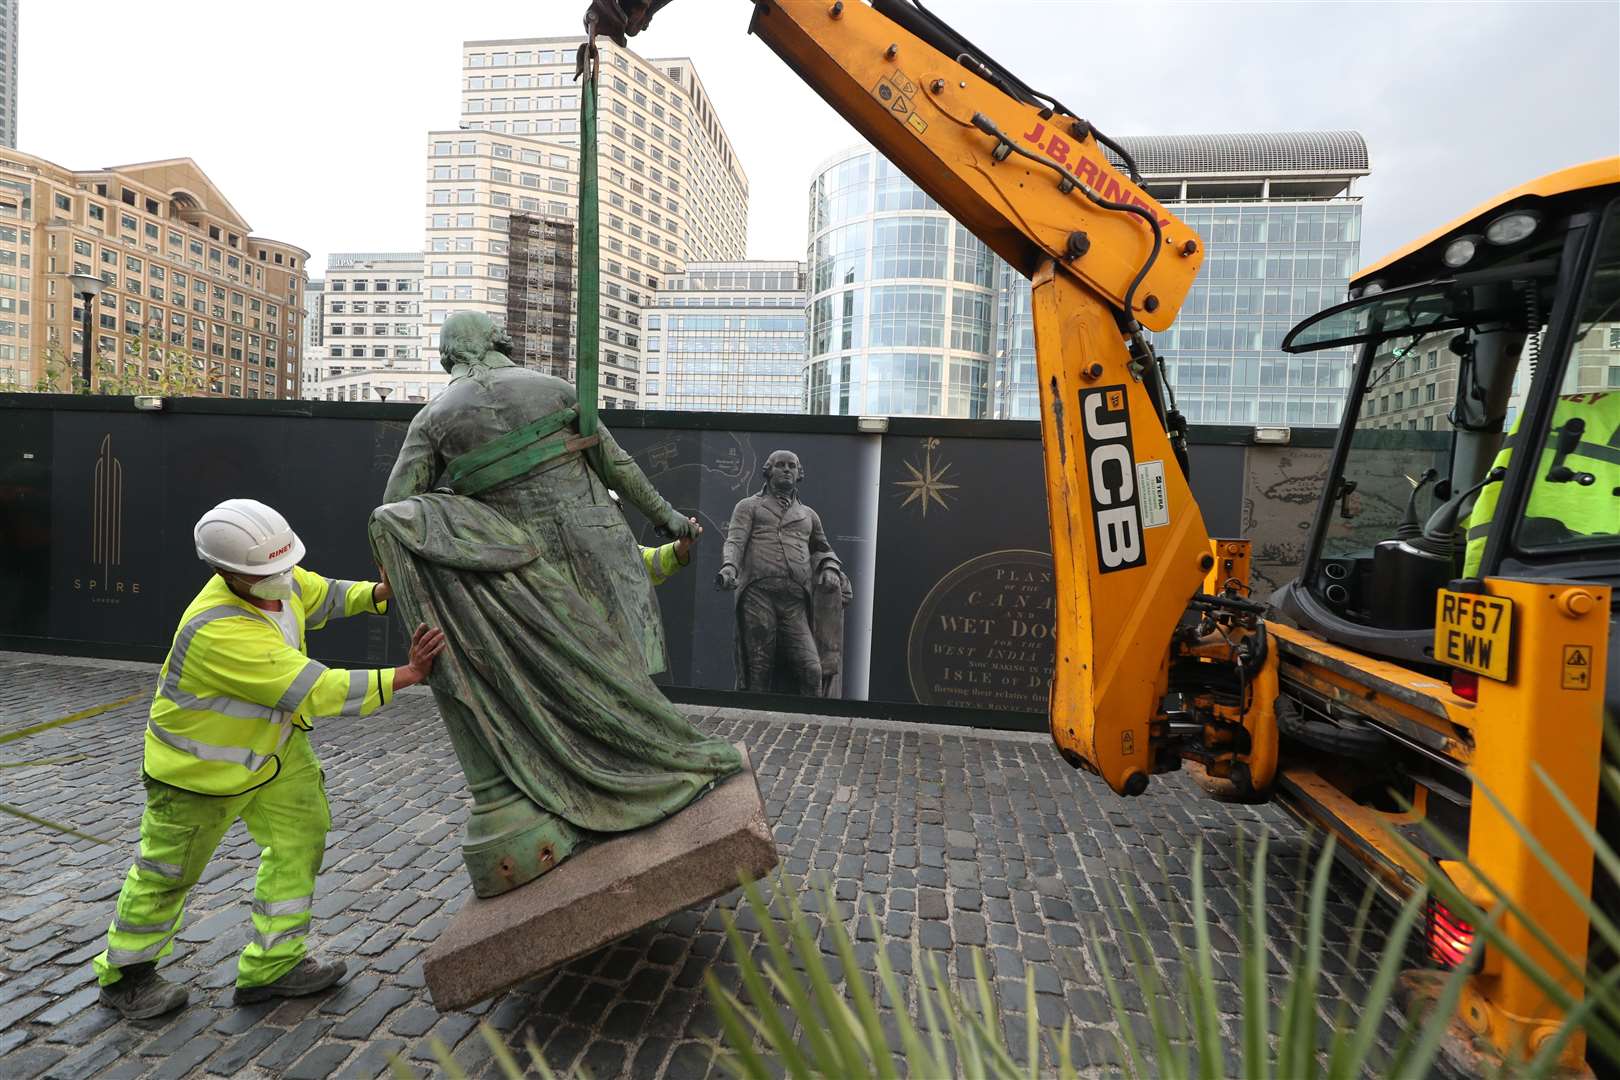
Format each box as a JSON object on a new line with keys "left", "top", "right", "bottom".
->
{"left": 237, "top": 570, "right": 294, "bottom": 601}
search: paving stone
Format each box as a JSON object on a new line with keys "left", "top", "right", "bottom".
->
{"left": 332, "top": 986, "right": 415, "bottom": 1040}
{"left": 284, "top": 1041, "right": 354, "bottom": 1079}
{"left": 203, "top": 1026, "right": 282, "bottom": 1075}
{"left": 32, "top": 985, "right": 100, "bottom": 1026}
{"left": 338, "top": 1037, "right": 406, "bottom": 1080}
{"left": 149, "top": 1037, "right": 222, "bottom": 1080}
{"left": 255, "top": 1018, "right": 333, "bottom": 1073}
{"left": 0, "top": 994, "right": 49, "bottom": 1030}
{"left": 0, "top": 1044, "right": 67, "bottom": 1078}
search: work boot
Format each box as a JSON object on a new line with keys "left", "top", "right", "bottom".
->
{"left": 98, "top": 962, "right": 189, "bottom": 1020}
{"left": 233, "top": 955, "right": 347, "bottom": 1004}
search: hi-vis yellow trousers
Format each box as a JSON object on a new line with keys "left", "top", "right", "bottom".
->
{"left": 92, "top": 729, "right": 331, "bottom": 988}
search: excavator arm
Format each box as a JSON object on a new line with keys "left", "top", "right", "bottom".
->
{"left": 585, "top": 0, "right": 1280, "bottom": 798}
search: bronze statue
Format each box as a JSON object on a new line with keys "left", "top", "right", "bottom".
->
{"left": 718, "top": 450, "right": 850, "bottom": 697}
{"left": 371, "top": 311, "right": 743, "bottom": 898}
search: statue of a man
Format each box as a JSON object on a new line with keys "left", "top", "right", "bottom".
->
{"left": 370, "top": 311, "right": 742, "bottom": 897}
{"left": 718, "top": 450, "right": 850, "bottom": 697}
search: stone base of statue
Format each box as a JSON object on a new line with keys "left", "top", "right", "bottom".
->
{"left": 423, "top": 745, "right": 777, "bottom": 1011}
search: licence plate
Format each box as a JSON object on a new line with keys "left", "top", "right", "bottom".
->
{"left": 1435, "top": 589, "right": 1514, "bottom": 681}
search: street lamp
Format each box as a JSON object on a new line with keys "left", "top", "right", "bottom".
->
{"left": 66, "top": 272, "right": 104, "bottom": 393}
{"left": 374, "top": 385, "right": 393, "bottom": 403}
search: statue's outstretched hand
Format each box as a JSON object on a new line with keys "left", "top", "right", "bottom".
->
{"left": 663, "top": 509, "right": 699, "bottom": 540}
{"left": 716, "top": 565, "right": 738, "bottom": 591}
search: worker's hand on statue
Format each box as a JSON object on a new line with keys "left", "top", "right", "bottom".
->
{"left": 663, "top": 509, "right": 699, "bottom": 540}
{"left": 674, "top": 518, "right": 701, "bottom": 563}
{"left": 716, "top": 565, "right": 738, "bottom": 591}
{"left": 373, "top": 564, "right": 393, "bottom": 605}
{"left": 394, "top": 623, "right": 448, "bottom": 689}
{"left": 818, "top": 568, "right": 842, "bottom": 592}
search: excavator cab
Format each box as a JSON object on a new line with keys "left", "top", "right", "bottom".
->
{"left": 1265, "top": 160, "right": 1619, "bottom": 1072}
{"left": 1274, "top": 161, "right": 1620, "bottom": 663}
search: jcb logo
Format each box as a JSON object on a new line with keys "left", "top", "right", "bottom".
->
{"left": 1080, "top": 385, "right": 1146, "bottom": 573}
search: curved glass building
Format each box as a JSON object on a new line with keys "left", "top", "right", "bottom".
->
{"left": 805, "top": 147, "right": 997, "bottom": 417}
{"left": 809, "top": 132, "right": 1368, "bottom": 425}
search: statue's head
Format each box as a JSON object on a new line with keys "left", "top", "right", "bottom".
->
{"left": 439, "top": 311, "right": 505, "bottom": 372}
{"left": 762, "top": 450, "right": 803, "bottom": 494}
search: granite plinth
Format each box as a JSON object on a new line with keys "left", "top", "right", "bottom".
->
{"left": 423, "top": 746, "right": 776, "bottom": 1011}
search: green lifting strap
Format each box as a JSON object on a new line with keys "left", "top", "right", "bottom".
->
{"left": 443, "top": 405, "right": 586, "bottom": 496}
{"left": 448, "top": 430, "right": 601, "bottom": 499}
{"left": 574, "top": 41, "right": 601, "bottom": 446}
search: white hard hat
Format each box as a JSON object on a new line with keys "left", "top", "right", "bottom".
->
{"left": 194, "top": 499, "right": 305, "bottom": 575}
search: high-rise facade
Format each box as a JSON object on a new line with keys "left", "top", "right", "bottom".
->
{"left": 1128, "top": 133, "right": 1368, "bottom": 427}
{"left": 306, "top": 252, "right": 447, "bottom": 403}
{"left": 644, "top": 260, "right": 806, "bottom": 413}
{"left": 0, "top": 152, "right": 307, "bottom": 397}
{"left": 811, "top": 134, "right": 1368, "bottom": 425}
{"left": 421, "top": 37, "right": 748, "bottom": 408}
{"left": 303, "top": 278, "right": 323, "bottom": 349}
{"left": 804, "top": 148, "right": 997, "bottom": 417}
{"left": 323, "top": 252, "right": 423, "bottom": 368}
{"left": 505, "top": 211, "right": 574, "bottom": 377}
{"left": 0, "top": 0, "right": 16, "bottom": 149}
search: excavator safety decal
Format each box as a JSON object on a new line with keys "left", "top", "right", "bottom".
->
{"left": 1080, "top": 385, "right": 1146, "bottom": 573}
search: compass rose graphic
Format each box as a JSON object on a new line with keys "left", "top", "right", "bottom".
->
{"left": 894, "top": 438, "right": 959, "bottom": 517}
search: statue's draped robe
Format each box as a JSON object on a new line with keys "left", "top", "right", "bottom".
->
{"left": 371, "top": 357, "right": 742, "bottom": 834}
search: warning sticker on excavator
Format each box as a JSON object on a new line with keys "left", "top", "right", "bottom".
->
{"left": 1136, "top": 460, "right": 1169, "bottom": 529}
{"left": 1563, "top": 645, "right": 1593, "bottom": 690}
{"left": 872, "top": 75, "right": 925, "bottom": 134}
{"left": 1435, "top": 588, "right": 1513, "bottom": 682}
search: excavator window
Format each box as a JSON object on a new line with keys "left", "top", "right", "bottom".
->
{"left": 1507, "top": 198, "right": 1620, "bottom": 565}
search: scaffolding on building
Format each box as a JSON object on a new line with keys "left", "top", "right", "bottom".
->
{"left": 506, "top": 212, "right": 575, "bottom": 378}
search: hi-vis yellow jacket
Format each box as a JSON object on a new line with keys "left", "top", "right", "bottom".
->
{"left": 1464, "top": 392, "right": 1620, "bottom": 576}
{"left": 640, "top": 542, "right": 686, "bottom": 586}
{"left": 144, "top": 567, "right": 395, "bottom": 795}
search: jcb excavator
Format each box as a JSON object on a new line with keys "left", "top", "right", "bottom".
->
{"left": 583, "top": 0, "right": 1618, "bottom": 1071}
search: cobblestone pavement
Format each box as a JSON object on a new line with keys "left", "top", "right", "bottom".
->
{"left": 0, "top": 652, "right": 1409, "bottom": 1078}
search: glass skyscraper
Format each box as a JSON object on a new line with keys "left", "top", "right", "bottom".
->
{"left": 813, "top": 133, "right": 1368, "bottom": 425}
{"left": 805, "top": 148, "right": 997, "bottom": 417}
{"left": 644, "top": 260, "right": 806, "bottom": 413}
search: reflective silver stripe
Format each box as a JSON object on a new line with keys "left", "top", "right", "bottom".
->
{"left": 307, "top": 579, "right": 339, "bottom": 626}
{"left": 159, "top": 605, "right": 283, "bottom": 722}
{"left": 253, "top": 924, "right": 309, "bottom": 952}
{"left": 275, "top": 659, "right": 328, "bottom": 714}
{"left": 107, "top": 941, "right": 169, "bottom": 966}
{"left": 134, "top": 855, "right": 182, "bottom": 879}
{"left": 114, "top": 914, "right": 178, "bottom": 935}
{"left": 146, "top": 715, "right": 293, "bottom": 773}
{"left": 341, "top": 669, "right": 369, "bottom": 716}
{"left": 252, "top": 895, "right": 313, "bottom": 919}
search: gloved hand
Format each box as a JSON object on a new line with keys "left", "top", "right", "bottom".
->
{"left": 716, "top": 565, "right": 738, "bottom": 591}
{"left": 663, "top": 508, "right": 699, "bottom": 540}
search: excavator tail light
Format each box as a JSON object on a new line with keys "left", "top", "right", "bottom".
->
{"left": 1427, "top": 896, "right": 1477, "bottom": 968}
{"left": 1449, "top": 668, "right": 1479, "bottom": 702}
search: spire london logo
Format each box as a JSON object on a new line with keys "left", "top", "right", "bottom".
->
{"left": 74, "top": 434, "right": 142, "bottom": 602}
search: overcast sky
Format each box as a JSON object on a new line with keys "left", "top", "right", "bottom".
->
{"left": 19, "top": 1, "right": 1618, "bottom": 276}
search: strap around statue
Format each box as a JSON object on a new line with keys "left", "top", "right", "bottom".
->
{"left": 443, "top": 405, "right": 601, "bottom": 497}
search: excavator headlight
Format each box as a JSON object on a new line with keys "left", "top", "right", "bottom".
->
{"left": 1360, "top": 279, "right": 1386, "bottom": 297}
{"left": 1485, "top": 210, "right": 1540, "bottom": 246}
{"left": 1442, "top": 236, "right": 1480, "bottom": 269}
